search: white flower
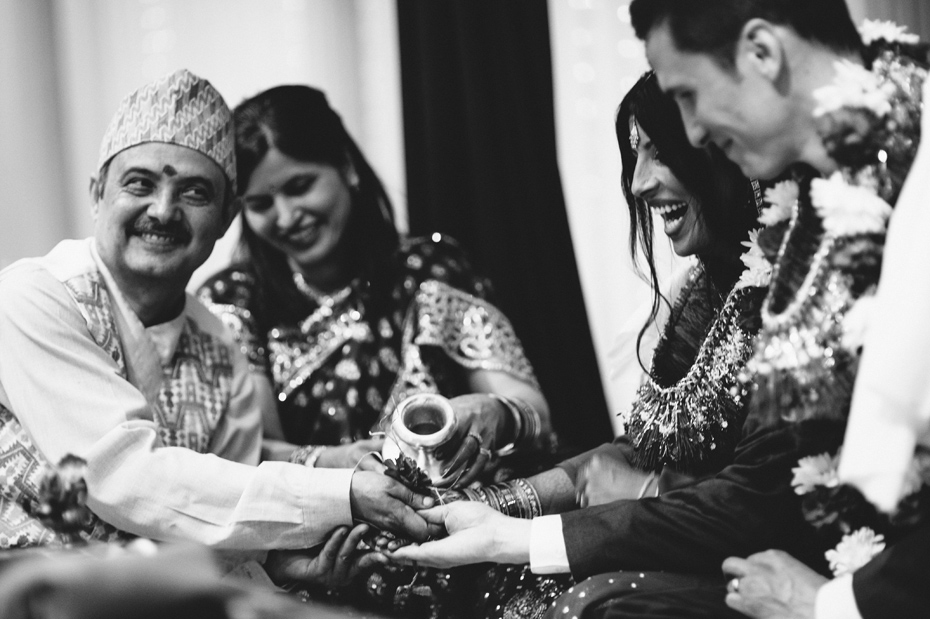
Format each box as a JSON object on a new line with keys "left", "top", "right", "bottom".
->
{"left": 841, "top": 295, "right": 875, "bottom": 351}
{"left": 811, "top": 173, "right": 893, "bottom": 237}
{"left": 760, "top": 180, "right": 799, "bottom": 226}
{"left": 814, "top": 60, "right": 894, "bottom": 118}
{"left": 859, "top": 19, "right": 920, "bottom": 47}
{"left": 736, "top": 229, "right": 772, "bottom": 289}
{"left": 792, "top": 452, "right": 840, "bottom": 495}
{"left": 826, "top": 528, "right": 886, "bottom": 577}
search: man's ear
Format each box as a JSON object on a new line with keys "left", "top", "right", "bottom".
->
{"left": 88, "top": 176, "right": 101, "bottom": 220}
{"left": 737, "top": 18, "right": 785, "bottom": 84}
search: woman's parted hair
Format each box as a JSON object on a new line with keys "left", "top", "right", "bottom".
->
{"left": 233, "top": 85, "right": 400, "bottom": 332}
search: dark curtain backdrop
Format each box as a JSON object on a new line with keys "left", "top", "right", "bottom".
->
{"left": 396, "top": 0, "right": 612, "bottom": 453}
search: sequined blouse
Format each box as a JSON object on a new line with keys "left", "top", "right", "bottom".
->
{"left": 199, "top": 235, "right": 539, "bottom": 446}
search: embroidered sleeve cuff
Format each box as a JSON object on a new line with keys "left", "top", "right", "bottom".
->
{"left": 815, "top": 575, "right": 861, "bottom": 619}
{"left": 529, "top": 515, "right": 571, "bottom": 574}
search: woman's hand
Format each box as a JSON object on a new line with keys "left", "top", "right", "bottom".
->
{"left": 576, "top": 452, "right": 653, "bottom": 507}
{"left": 315, "top": 438, "right": 385, "bottom": 469}
{"left": 264, "top": 524, "right": 386, "bottom": 589}
{"left": 432, "top": 394, "right": 509, "bottom": 488}
{"left": 721, "top": 550, "right": 827, "bottom": 619}
{"left": 385, "top": 501, "right": 531, "bottom": 569}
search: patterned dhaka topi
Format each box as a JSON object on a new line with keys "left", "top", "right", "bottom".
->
{"left": 97, "top": 68, "right": 236, "bottom": 192}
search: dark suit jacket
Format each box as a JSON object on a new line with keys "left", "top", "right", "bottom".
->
{"left": 557, "top": 419, "right": 845, "bottom": 580}
{"left": 853, "top": 524, "right": 930, "bottom": 618}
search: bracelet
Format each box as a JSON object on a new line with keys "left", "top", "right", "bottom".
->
{"left": 463, "top": 479, "right": 541, "bottom": 519}
{"left": 288, "top": 445, "right": 327, "bottom": 468}
{"left": 500, "top": 396, "right": 543, "bottom": 454}
{"left": 488, "top": 394, "right": 522, "bottom": 457}
{"left": 513, "top": 398, "right": 542, "bottom": 449}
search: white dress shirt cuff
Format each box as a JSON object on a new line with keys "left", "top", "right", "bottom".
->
{"left": 529, "top": 515, "right": 571, "bottom": 574}
{"left": 815, "top": 575, "right": 862, "bottom": 619}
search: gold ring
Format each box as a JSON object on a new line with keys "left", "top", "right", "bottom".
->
{"left": 727, "top": 577, "right": 740, "bottom": 594}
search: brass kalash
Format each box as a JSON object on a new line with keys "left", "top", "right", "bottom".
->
{"left": 382, "top": 393, "right": 457, "bottom": 483}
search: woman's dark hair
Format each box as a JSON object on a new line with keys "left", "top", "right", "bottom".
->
{"left": 616, "top": 71, "right": 758, "bottom": 370}
{"left": 233, "top": 85, "right": 400, "bottom": 333}
{"left": 629, "top": 0, "right": 862, "bottom": 69}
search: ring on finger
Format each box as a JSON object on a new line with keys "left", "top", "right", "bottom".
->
{"left": 727, "top": 577, "right": 740, "bottom": 594}
{"left": 467, "top": 431, "right": 482, "bottom": 443}
{"left": 479, "top": 447, "right": 492, "bottom": 458}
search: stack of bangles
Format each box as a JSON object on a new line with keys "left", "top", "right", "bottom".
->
{"left": 489, "top": 394, "right": 543, "bottom": 457}
{"left": 288, "top": 444, "right": 327, "bottom": 468}
{"left": 459, "top": 478, "right": 542, "bottom": 519}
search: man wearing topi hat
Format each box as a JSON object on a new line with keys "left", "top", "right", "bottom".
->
{"left": 0, "top": 69, "right": 432, "bottom": 576}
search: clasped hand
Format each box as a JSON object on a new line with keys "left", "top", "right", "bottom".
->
{"left": 264, "top": 524, "right": 385, "bottom": 589}
{"left": 386, "top": 501, "right": 531, "bottom": 569}
{"left": 267, "top": 466, "right": 442, "bottom": 589}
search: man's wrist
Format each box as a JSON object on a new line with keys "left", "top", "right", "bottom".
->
{"left": 492, "top": 514, "right": 532, "bottom": 564}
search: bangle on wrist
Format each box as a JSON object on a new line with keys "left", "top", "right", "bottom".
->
{"left": 488, "top": 394, "right": 522, "bottom": 457}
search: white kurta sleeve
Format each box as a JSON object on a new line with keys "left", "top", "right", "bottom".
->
{"left": 0, "top": 263, "right": 352, "bottom": 549}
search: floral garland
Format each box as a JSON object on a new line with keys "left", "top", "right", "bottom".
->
{"left": 780, "top": 21, "right": 928, "bottom": 577}
{"left": 623, "top": 227, "right": 770, "bottom": 474}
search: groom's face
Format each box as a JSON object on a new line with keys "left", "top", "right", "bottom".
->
{"left": 645, "top": 20, "right": 799, "bottom": 180}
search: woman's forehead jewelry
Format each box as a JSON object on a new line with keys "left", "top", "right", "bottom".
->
{"left": 629, "top": 120, "right": 640, "bottom": 151}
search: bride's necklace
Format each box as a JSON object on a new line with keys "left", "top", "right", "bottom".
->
{"left": 625, "top": 263, "right": 756, "bottom": 473}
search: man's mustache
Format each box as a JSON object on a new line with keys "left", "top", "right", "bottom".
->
{"left": 131, "top": 217, "right": 192, "bottom": 242}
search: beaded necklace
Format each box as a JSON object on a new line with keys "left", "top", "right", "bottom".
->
{"left": 624, "top": 262, "right": 759, "bottom": 473}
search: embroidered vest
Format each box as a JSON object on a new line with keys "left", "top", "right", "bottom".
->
{"left": 0, "top": 271, "right": 233, "bottom": 548}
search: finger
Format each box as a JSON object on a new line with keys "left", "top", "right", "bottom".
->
{"left": 721, "top": 556, "right": 751, "bottom": 578}
{"left": 317, "top": 527, "right": 349, "bottom": 571}
{"left": 724, "top": 592, "right": 747, "bottom": 613}
{"left": 385, "top": 501, "right": 431, "bottom": 542}
{"left": 386, "top": 539, "right": 458, "bottom": 569}
{"left": 440, "top": 435, "right": 480, "bottom": 479}
{"left": 416, "top": 505, "right": 450, "bottom": 526}
{"left": 332, "top": 525, "right": 368, "bottom": 582}
{"left": 574, "top": 473, "right": 589, "bottom": 508}
{"left": 454, "top": 448, "right": 491, "bottom": 488}
{"left": 359, "top": 437, "right": 385, "bottom": 449}
{"left": 434, "top": 425, "right": 468, "bottom": 461}
{"left": 355, "top": 552, "right": 388, "bottom": 572}
{"left": 387, "top": 538, "right": 408, "bottom": 551}
{"left": 425, "top": 521, "right": 445, "bottom": 541}
{"left": 343, "top": 523, "right": 370, "bottom": 550}
{"left": 578, "top": 490, "right": 589, "bottom": 508}
{"left": 384, "top": 543, "right": 422, "bottom": 566}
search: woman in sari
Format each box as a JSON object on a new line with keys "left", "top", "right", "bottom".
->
{"left": 197, "top": 86, "right": 554, "bottom": 608}
{"left": 389, "top": 71, "right": 770, "bottom": 618}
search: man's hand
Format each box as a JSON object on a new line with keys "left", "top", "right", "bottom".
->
{"left": 315, "top": 438, "right": 385, "bottom": 469}
{"left": 386, "top": 501, "right": 531, "bottom": 569}
{"left": 433, "top": 394, "right": 508, "bottom": 488}
{"left": 349, "top": 471, "right": 436, "bottom": 542}
{"left": 264, "top": 524, "right": 385, "bottom": 589}
{"left": 722, "top": 550, "right": 828, "bottom": 619}
{"left": 576, "top": 452, "right": 652, "bottom": 506}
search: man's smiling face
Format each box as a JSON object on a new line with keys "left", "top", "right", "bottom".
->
{"left": 92, "top": 141, "right": 230, "bottom": 289}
